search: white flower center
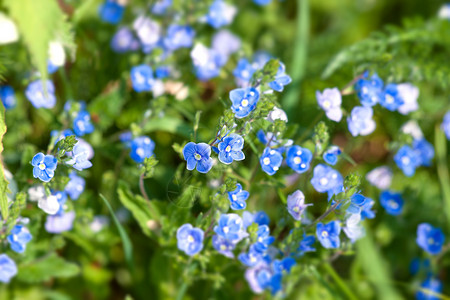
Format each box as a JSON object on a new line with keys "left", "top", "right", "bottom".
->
{"left": 38, "top": 163, "right": 46, "bottom": 170}
{"left": 232, "top": 194, "right": 237, "bottom": 201}
{"left": 194, "top": 153, "right": 202, "bottom": 160}
{"left": 263, "top": 157, "right": 271, "bottom": 165}
{"left": 225, "top": 145, "right": 231, "bottom": 152}
{"left": 321, "top": 231, "right": 329, "bottom": 238}
{"left": 136, "top": 148, "right": 145, "bottom": 158}
{"left": 323, "top": 100, "right": 331, "bottom": 109}
{"left": 388, "top": 200, "right": 398, "bottom": 209}
{"left": 223, "top": 226, "right": 229, "bottom": 233}
{"left": 401, "top": 157, "right": 410, "bottom": 165}
{"left": 428, "top": 237, "right": 435, "bottom": 245}
{"left": 220, "top": 244, "right": 227, "bottom": 251}
{"left": 320, "top": 177, "right": 329, "bottom": 186}
{"left": 300, "top": 163, "right": 306, "bottom": 168}
{"left": 386, "top": 94, "right": 394, "bottom": 104}
{"left": 241, "top": 99, "right": 249, "bottom": 107}
{"left": 187, "top": 235, "right": 194, "bottom": 242}
{"left": 294, "top": 156, "right": 301, "bottom": 164}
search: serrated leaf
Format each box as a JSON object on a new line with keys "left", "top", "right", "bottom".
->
{"left": 5, "top": 0, "right": 71, "bottom": 84}
{"left": 0, "top": 102, "right": 9, "bottom": 220}
{"left": 117, "top": 181, "right": 160, "bottom": 238}
{"left": 17, "top": 253, "right": 80, "bottom": 283}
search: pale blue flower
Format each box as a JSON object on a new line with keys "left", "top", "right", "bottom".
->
{"left": 177, "top": 223, "right": 204, "bottom": 256}
{"left": 182, "top": 142, "right": 213, "bottom": 173}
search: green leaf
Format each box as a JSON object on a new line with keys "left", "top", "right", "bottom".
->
{"left": 0, "top": 102, "right": 9, "bottom": 220}
{"left": 17, "top": 253, "right": 80, "bottom": 283}
{"left": 435, "top": 124, "right": 450, "bottom": 230}
{"left": 99, "top": 193, "right": 134, "bottom": 272}
{"left": 117, "top": 181, "right": 160, "bottom": 238}
{"left": 5, "top": 0, "right": 71, "bottom": 84}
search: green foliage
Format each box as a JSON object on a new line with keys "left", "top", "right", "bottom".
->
{"left": 17, "top": 253, "right": 80, "bottom": 283}
{"left": 0, "top": 102, "right": 9, "bottom": 220}
{"left": 5, "top": 192, "right": 26, "bottom": 233}
{"left": 54, "top": 135, "right": 78, "bottom": 158}
{"left": 141, "top": 156, "right": 159, "bottom": 179}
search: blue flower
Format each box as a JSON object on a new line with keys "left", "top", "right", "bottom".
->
{"left": 379, "top": 190, "right": 403, "bottom": 216}
{"left": 190, "top": 44, "right": 223, "bottom": 80}
{"left": 133, "top": 16, "right": 161, "bottom": 52}
{"left": 31, "top": 153, "right": 57, "bottom": 182}
{"left": 25, "top": 80, "right": 56, "bottom": 109}
{"left": 416, "top": 277, "right": 443, "bottom": 300}
{"left": 354, "top": 73, "right": 384, "bottom": 107}
{"left": 239, "top": 244, "right": 266, "bottom": 267}
{"left": 131, "top": 64, "right": 154, "bottom": 92}
{"left": 7, "top": 225, "right": 32, "bottom": 253}
{"left": 214, "top": 213, "right": 248, "bottom": 242}
{"left": 0, "top": 85, "right": 16, "bottom": 109}
{"left": 316, "top": 88, "right": 342, "bottom": 122}
{"left": 260, "top": 148, "right": 283, "bottom": 175}
{"left": 360, "top": 198, "right": 376, "bottom": 220}
{"left": 151, "top": 0, "right": 172, "bottom": 15}
{"left": 66, "top": 142, "right": 93, "bottom": 171}
{"left": 243, "top": 211, "right": 270, "bottom": 229}
{"left": 129, "top": 136, "right": 155, "bottom": 163}
{"left": 397, "top": 83, "right": 419, "bottom": 115}
{"left": 110, "top": 27, "right": 138, "bottom": 53}
{"left": 323, "top": 146, "right": 341, "bottom": 165}
{"left": 347, "top": 106, "right": 376, "bottom": 136}
{"left": 182, "top": 142, "right": 213, "bottom": 173}
{"left": 441, "top": 111, "right": 450, "bottom": 140}
{"left": 0, "top": 254, "right": 17, "bottom": 283}
{"left": 229, "top": 87, "right": 259, "bottom": 118}
{"left": 212, "top": 30, "right": 241, "bottom": 65}
{"left": 228, "top": 183, "right": 249, "bottom": 210}
{"left": 218, "top": 133, "right": 245, "bottom": 164}
{"left": 416, "top": 223, "right": 445, "bottom": 255}
{"left": 245, "top": 263, "right": 273, "bottom": 294}
{"left": 177, "top": 223, "right": 204, "bottom": 256}
{"left": 163, "top": 24, "right": 195, "bottom": 51}
{"left": 380, "top": 83, "right": 404, "bottom": 111}
{"left": 233, "top": 58, "right": 256, "bottom": 84}
{"left": 206, "top": 0, "right": 236, "bottom": 29}
{"left": 298, "top": 234, "right": 316, "bottom": 253}
{"left": 268, "top": 63, "right": 292, "bottom": 92}
{"left": 409, "top": 258, "right": 431, "bottom": 276}
{"left": 347, "top": 193, "right": 368, "bottom": 214}
{"left": 286, "top": 146, "right": 312, "bottom": 173}
{"left": 73, "top": 111, "right": 94, "bottom": 137}
{"left": 212, "top": 235, "right": 236, "bottom": 258}
{"left": 310, "top": 164, "right": 343, "bottom": 193}
{"left": 254, "top": 225, "right": 275, "bottom": 252}
{"left": 273, "top": 257, "right": 296, "bottom": 274}
{"left": 53, "top": 191, "right": 68, "bottom": 215}
{"left": 98, "top": 0, "right": 124, "bottom": 24}
{"left": 366, "top": 166, "right": 393, "bottom": 190}
{"left": 343, "top": 214, "right": 365, "bottom": 243}
{"left": 253, "top": 0, "right": 271, "bottom": 5}
{"left": 287, "top": 190, "right": 312, "bottom": 221}
{"left": 413, "top": 138, "right": 434, "bottom": 167}
{"left": 256, "top": 130, "right": 281, "bottom": 147}
{"left": 394, "top": 145, "right": 421, "bottom": 177}
{"left": 65, "top": 172, "right": 85, "bottom": 200}
{"left": 155, "top": 66, "right": 170, "bottom": 79}
{"left": 45, "top": 210, "right": 76, "bottom": 233}
{"left": 316, "top": 221, "right": 341, "bottom": 249}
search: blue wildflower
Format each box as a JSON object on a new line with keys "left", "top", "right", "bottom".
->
{"left": 413, "top": 138, "right": 434, "bottom": 167}
{"left": 182, "top": 142, "right": 213, "bottom": 173}
{"left": 286, "top": 146, "right": 312, "bottom": 173}
{"left": 323, "top": 146, "right": 341, "bottom": 165}
{"left": 233, "top": 58, "right": 256, "bottom": 84}
{"left": 65, "top": 172, "right": 85, "bottom": 200}
{"left": 206, "top": 0, "right": 236, "bottom": 29}
{"left": 133, "top": 16, "right": 161, "bottom": 52}
{"left": 366, "top": 166, "right": 393, "bottom": 190}
{"left": 256, "top": 130, "right": 281, "bottom": 147}
{"left": 228, "top": 183, "right": 249, "bottom": 210}
{"left": 316, "top": 221, "right": 341, "bottom": 249}
{"left": 397, "top": 83, "right": 419, "bottom": 115}
{"left": 243, "top": 211, "right": 270, "bottom": 229}
{"left": 287, "top": 190, "right": 312, "bottom": 221}
{"left": 45, "top": 210, "right": 76, "bottom": 233}
{"left": 53, "top": 191, "right": 68, "bottom": 215}
{"left": 7, "top": 225, "right": 32, "bottom": 253}
{"left": 347, "top": 193, "right": 368, "bottom": 214}
{"left": 214, "top": 213, "right": 248, "bottom": 242}
{"left": 254, "top": 225, "right": 275, "bottom": 252}
{"left": 98, "top": 0, "right": 124, "bottom": 24}
{"left": 360, "top": 198, "right": 376, "bottom": 220}
{"left": 380, "top": 83, "right": 404, "bottom": 111}
{"left": 0, "top": 254, "right": 17, "bottom": 283}
{"left": 131, "top": 64, "right": 154, "bottom": 92}
{"left": 25, "top": 80, "right": 56, "bottom": 109}
{"left": 111, "top": 27, "right": 139, "bottom": 53}
{"left": 310, "top": 164, "right": 343, "bottom": 193}
{"left": 416, "top": 223, "right": 445, "bottom": 255}
{"left": 73, "top": 111, "right": 94, "bottom": 137}
{"left": 239, "top": 244, "right": 266, "bottom": 267}
{"left": 229, "top": 87, "right": 259, "bottom": 118}
{"left": 245, "top": 263, "right": 274, "bottom": 294}
{"left": 218, "top": 133, "right": 245, "bottom": 164}
{"left": 347, "top": 106, "right": 376, "bottom": 136}
{"left": 268, "top": 63, "right": 292, "bottom": 92}
{"left": 177, "top": 223, "right": 204, "bottom": 256}
{"left": 416, "top": 277, "right": 443, "bottom": 300}
{"left": 379, "top": 190, "right": 404, "bottom": 216}
{"left": 190, "top": 44, "right": 222, "bottom": 80}
{"left": 354, "top": 73, "right": 384, "bottom": 107}
{"left": 343, "top": 214, "right": 365, "bottom": 243}
{"left": 260, "top": 148, "right": 283, "bottom": 175}
{"left": 31, "top": 153, "right": 57, "bottom": 182}
{"left": 129, "top": 136, "right": 155, "bottom": 163}
{"left": 273, "top": 257, "right": 296, "bottom": 274}
{"left": 316, "top": 88, "right": 342, "bottom": 122}
{"left": 163, "top": 24, "right": 195, "bottom": 51}
{"left": 155, "top": 66, "right": 170, "bottom": 79}
{"left": 0, "top": 85, "right": 16, "bottom": 109}
{"left": 152, "top": 0, "right": 172, "bottom": 15}
{"left": 253, "top": 0, "right": 271, "bottom": 5}
{"left": 212, "top": 235, "right": 236, "bottom": 258}
{"left": 212, "top": 30, "right": 241, "bottom": 65}
{"left": 298, "top": 234, "right": 316, "bottom": 253}
{"left": 441, "top": 111, "right": 450, "bottom": 140}
{"left": 409, "top": 258, "right": 431, "bottom": 276}
{"left": 394, "top": 145, "right": 421, "bottom": 177}
{"left": 66, "top": 142, "right": 93, "bottom": 171}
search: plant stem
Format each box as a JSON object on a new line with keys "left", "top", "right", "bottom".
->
{"left": 322, "top": 262, "right": 359, "bottom": 300}
{"left": 139, "top": 173, "right": 150, "bottom": 202}
{"left": 435, "top": 125, "right": 450, "bottom": 230}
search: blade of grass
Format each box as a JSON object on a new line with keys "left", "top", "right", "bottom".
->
{"left": 100, "top": 193, "right": 134, "bottom": 272}
{"left": 0, "top": 103, "right": 9, "bottom": 220}
{"left": 322, "top": 262, "right": 358, "bottom": 300}
{"left": 435, "top": 125, "right": 450, "bottom": 230}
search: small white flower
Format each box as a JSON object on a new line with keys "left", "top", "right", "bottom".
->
{"left": 0, "top": 13, "right": 19, "bottom": 45}
{"left": 38, "top": 195, "right": 60, "bottom": 215}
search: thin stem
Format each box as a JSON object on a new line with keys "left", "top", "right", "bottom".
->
{"left": 139, "top": 173, "right": 150, "bottom": 202}
{"left": 307, "top": 201, "right": 341, "bottom": 229}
